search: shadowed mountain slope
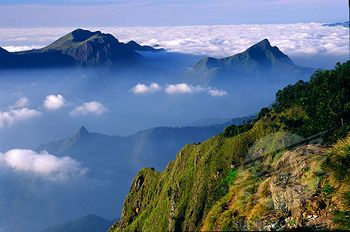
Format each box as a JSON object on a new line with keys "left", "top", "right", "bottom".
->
{"left": 191, "top": 39, "right": 313, "bottom": 83}
{"left": 0, "top": 29, "right": 162, "bottom": 69}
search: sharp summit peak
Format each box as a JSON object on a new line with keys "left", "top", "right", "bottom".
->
{"left": 76, "top": 126, "right": 90, "bottom": 137}
{"left": 251, "top": 38, "right": 273, "bottom": 48}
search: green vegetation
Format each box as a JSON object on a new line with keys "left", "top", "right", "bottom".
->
{"left": 333, "top": 211, "right": 350, "bottom": 230}
{"left": 271, "top": 62, "right": 350, "bottom": 140}
{"left": 112, "top": 61, "right": 350, "bottom": 231}
{"left": 322, "top": 182, "right": 335, "bottom": 195}
{"left": 223, "top": 123, "right": 253, "bottom": 138}
{"left": 220, "top": 168, "right": 238, "bottom": 194}
{"left": 323, "top": 133, "right": 350, "bottom": 230}
{"left": 325, "top": 133, "right": 350, "bottom": 181}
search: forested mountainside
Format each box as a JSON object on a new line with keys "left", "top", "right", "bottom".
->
{"left": 112, "top": 61, "right": 350, "bottom": 231}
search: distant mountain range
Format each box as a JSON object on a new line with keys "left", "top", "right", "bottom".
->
{"left": 36, "top": 117, "right": 251, "bottom": 228}
{"left": 322, "top": 21, "right": 349, "bottom": 27}
{"left": 185, "top": 116, "right": 252, "bottom": 127}
{"left": 190, "top": 39, "right": 313, "bottom": 83}
{"left": 40, "top": 215, "right": 113, "bottom": 232}
{"left": 38, "top": 117, "right": 252, "bottom": 173}
{"left": 1, "top": 30, "right": 313, "bottom": 82}
{"left": 0, "top": 28, "right": 162, "bottom": 69}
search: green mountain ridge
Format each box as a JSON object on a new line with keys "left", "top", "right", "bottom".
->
{"left": 112, "top": 61, "right": 350, "bottom": 231}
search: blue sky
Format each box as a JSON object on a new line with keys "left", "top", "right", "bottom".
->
{"left": 0, "top": 0, "right": 348, "bottom": 27}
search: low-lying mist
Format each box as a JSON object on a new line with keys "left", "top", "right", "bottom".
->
{"left": 0, "top": 50, "right": 334, "bottom": 232}
{"left": 0, "top": 51, "right": 291, "bottom": 150}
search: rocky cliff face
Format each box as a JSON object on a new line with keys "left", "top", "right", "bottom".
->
{"left": 201, "top": 143, "right": 341, "bottom": 231}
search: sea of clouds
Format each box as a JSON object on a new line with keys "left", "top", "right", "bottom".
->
{"left": 0, "top": 83, "right": 227, "bottom": 129}
{"left": 131, "top": 82, "right": 228, "bottom": 96}
{"left": 0, "top": 149, "right": 87, "bottom": 181}
{"left": 0, "top": 23, "right": 348, "bottom": 59}
{"left": 0, "top": 95, "right": 106, "bottom": 129}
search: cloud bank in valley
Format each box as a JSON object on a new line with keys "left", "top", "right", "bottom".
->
{"left": 0, "top": 23, "right": 348, "bottom": 58}
{"left": 70, "top": 101, "right": 107, "bottom": 116}
{"left": 165, "top": 83, "right": 204, "bottom": 94}
{"left": 0, "top": 98, "right": 41, "bottom": 128}
{"left": 131, "top": 83, "right": 161, "bottom": 94}
{"left": 43, "top": 94, "right": 65, "bottom": 110}
{"left": 0, "top": 149, "right": 87, "bottom": 181}
{"left": 3, "top": 45, "right": 41, "bottom": 52}
{"left": 0, "top": 108, "right": 41, "bottom": 128}
{"left": 131, "top": 83, "right": 227, "bottom": 97}
{"left": 0, "top": 95, "right": 108, "bottom": 128}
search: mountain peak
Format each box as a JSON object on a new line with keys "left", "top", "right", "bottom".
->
{"left": 43, "top": 28, "right": 119, "bottom": 52}
{"left": 1, "top": 28, "right": 165, "bottom": 69}
{"left": 254, "top": 38, "right": 271, "bottom": 48}
{"left": 0, "top": 47, "right": 9, "bottom": 54}
{"left": 70, "top": 28, "right": 102, "bottom": 42}
{"left": 35, "top": 28, "right": 142, "bottom": 66}
{"left": 242, "top": 38, "right": 294, "bottom": 66}
{"left": 124, "top": 40, "right": 164, "bottom": 52}
{"left": 126, "top": 40, "right": 139, "bottom": 46}
{"left": 192, "top": 38, "right": 305, "bottom": 81}
{"left": 76, "top": 126, "right": 90, "bottom": 138}
{"left": 247, "top": 39, "right": 275, "bottom": 53}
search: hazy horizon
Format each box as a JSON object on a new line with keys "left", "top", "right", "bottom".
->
{"left": 0, "top": 0, "right": 347, "bottom": 27}
{"left": 1, "top": 22, "right": 349, "bottom": 68}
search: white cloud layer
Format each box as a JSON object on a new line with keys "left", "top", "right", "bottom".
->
{"left": 0, "top": 149, "right": 87, "bottom": 181}
{"left": 131, "top": 83, "right": 161, "bottom": 94}
{"left": 165, "top": 83, "right": 205, "bottom": 94}
{"left": 0, "top": 98, "right": 41, "bottom": 128}
{"left": 43, "top": 94, "right": 65, "bottom": 110}
{"left": 208, "top": 89, "right": 228, "bottom": 97}
{"left": 3, "top": 45, "right": 41, "bottom": 52}
{"left": 70, "top": 101, "right": 107, "bottom": 116}
{"left": 0, "top": 23, "right": 348, "bottom": 57}
{"left": 132, "top": 82, "right": 227, "bottom": 97}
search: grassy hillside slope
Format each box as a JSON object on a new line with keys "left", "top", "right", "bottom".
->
{"left": 112, "top": 61, "right": 350, "bottom": 231}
